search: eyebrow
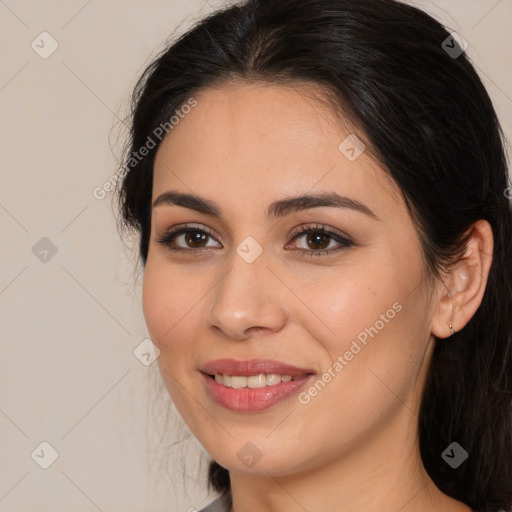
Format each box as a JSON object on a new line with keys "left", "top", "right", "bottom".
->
{"left": 152, "top": 190, "right": 379, "bottom": 220}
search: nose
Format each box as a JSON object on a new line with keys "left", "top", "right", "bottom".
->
{"left": 204, "top": 249, "right": 288, "bottom": 341}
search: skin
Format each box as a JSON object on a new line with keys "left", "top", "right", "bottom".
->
{"left": 142, "top": 81, "right": 493, "bottom": 512}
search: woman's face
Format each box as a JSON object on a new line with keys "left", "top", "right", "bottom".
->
{"left": 143, "top": 82, "right": 438, "bottom": 477}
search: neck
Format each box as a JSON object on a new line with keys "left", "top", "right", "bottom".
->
{"left": 228, "top": 405, "right": 471, "bottom": 512}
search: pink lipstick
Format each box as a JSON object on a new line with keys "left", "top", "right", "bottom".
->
{"left": 200, "top": 358, "right": 315, "bottom": 412}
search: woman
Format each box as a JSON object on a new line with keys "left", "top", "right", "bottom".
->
{"left": 114, "top": 0, "right": 512, "bottom": 511}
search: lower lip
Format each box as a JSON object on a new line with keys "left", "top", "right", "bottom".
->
{"left": 201, "top": 373, "right": 314, "bottom": 412}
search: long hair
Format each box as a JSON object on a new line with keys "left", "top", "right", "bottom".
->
{"left": 115, "top": 1, "right": 512, "bottom": 510}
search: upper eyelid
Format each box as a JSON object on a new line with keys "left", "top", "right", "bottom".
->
{"left": 173, "top": 223, "right": 217, "bottom": 238}
{"left": 290, "top": 223, "right": 351, "bottom": 241}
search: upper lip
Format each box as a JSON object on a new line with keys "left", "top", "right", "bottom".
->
{"left": 201, "top": 358, "right": 315, "bottom": 377}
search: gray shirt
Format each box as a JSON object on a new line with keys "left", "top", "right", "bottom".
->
{"left": 198, "top": 491, "right": 232, "bottom": 512}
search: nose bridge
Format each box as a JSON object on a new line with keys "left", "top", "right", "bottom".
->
{"left": 204, "top": 243, "right": 287, "bottom": 340}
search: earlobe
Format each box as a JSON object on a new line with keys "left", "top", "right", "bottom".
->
{"left": 431, "top": 220, "right": 494, "bottom": 339}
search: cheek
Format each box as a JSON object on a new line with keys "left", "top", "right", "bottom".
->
{"left": 292, "top": 293, "right": 425, "bottom": 462}
{"left": 142, "top": 266, "right": 170, "bottom": 344}
{"left": 305, "top": 282, "right": 429, "bottom": 422}
{"left": 297, "top": 247, "right": 429, "bottom": 398}
{"left": 142, "top": 262, "right": 201, "bottom": 415}
{"left": 295, "top": 262, "right": 405, "bottom": 357}
{"left": 142, "top": 262, "right": 193, "bottom": 400}
{"left": 142, "top": 259, "right": 199, "bottom": 345}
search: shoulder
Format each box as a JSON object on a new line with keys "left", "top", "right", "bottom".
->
{"left": 197, "top": 491, "right": 232, "bottom": 512}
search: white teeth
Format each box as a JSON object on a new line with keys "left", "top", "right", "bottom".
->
{"left": 230, "top": 376, "right": 247, "bottom": 389}
{"left": 213, "top": 373, "right": 297, "bottom": 388}
{"left": 266, "top": 373, "right": 281, "bottom": 386}
{"left": 247, "top": 374, "right": 266, "bottom": 389}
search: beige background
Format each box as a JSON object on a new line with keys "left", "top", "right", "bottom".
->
{"left": 0, "top": 1, "right": 510, "bottom": 511}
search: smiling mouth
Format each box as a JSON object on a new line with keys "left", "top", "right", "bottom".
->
{"left": 200, "top": 358, "right": 316, "bottom": 411}
{"left": 201, "top": 371, "right": 315, "bottom": 412}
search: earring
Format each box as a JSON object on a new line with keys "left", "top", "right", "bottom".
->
{"left": 449, "top": 322, "right": 455, "bottom": 336}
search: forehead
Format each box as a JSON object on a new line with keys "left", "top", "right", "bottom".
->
{"left": 152, "top": 81, "right": 403, "bottom": 218}
{"left": 157, "top": 80, "right": 347, "bottom": 160}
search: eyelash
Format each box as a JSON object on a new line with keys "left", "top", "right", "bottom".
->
{"left": 156, "top": 223, "right": 354, "bottom": 257}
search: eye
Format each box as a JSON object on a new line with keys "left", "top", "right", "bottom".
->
{"left": 156, "top": 223, "right": 354, "bottom": 257}
{"left": 156, "top": 224, "right": 220, "bottom": 253}
{"left": 286, "top": 224, "right": 354, "bottom": 257}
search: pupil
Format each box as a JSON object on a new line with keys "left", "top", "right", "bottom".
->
{"left": 186, "top": 231, "right": 207, "bottom": 247}
{"left": 307, "top": 232, "right": 329, "bottom": 250}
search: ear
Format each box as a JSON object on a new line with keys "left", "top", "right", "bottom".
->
{"left": 431, "top": 220, "right": 494, "bottom": 339}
